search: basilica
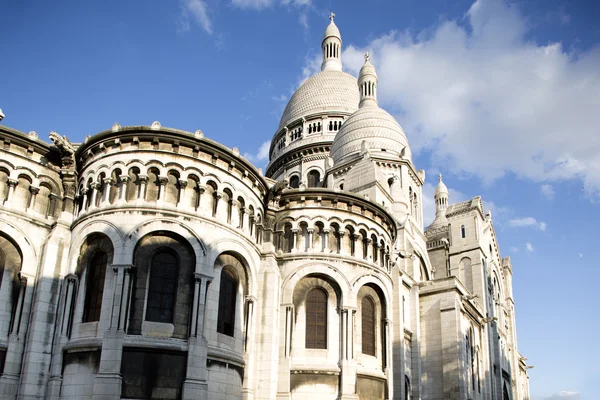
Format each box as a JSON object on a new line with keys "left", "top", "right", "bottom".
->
{"left": 0, "top": 15, "right": 530, "bottom": 400}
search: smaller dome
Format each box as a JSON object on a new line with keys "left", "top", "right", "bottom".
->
{"left": 331, "top": 52, "right": 410, "bottom": 165}
{"left": 435, "top": 174, "right": 448, "bottom": 197}
{"left": 323, "top": 21, "right": 341, "bottom": 41}
{"left": 359, "top": 55, "right": 377, "bottom": 79}
{"left": 323, "top": 12, "right": 341, "bottom": 42}
{"left": 330, "top": 106, "right": 410, "bottom": 164}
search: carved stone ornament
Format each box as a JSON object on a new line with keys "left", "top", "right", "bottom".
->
{"left": 49, "top": 131, "right": 75, "bottom": 169}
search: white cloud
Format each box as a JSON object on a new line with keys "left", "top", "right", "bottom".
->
{"left": 541, "top": 184, "right": 555, "bottom": 199}
{"left": 578, "top": 252, "right": 583, "bottom": 259}
{"left": 510, "top": 246, "right": 519, "bottom": 253}
{"left": 179, "top": 0, "right": 213, "bottom": 34}
{"left": 335, "top": 0, "right": 600, "bottom": 199}
{"left": 243, "top": 140, "right": 271, "bottom": 164}
{"left": 539, "top": 391, "right": 581, "bottom": 400}
{"left": 525, "top": 242, "right": 534, "bottom": 252}
{"left": 232, "top": 0, "right": 274, "bottom": 10}
{"left": 507, "top": 217, "right": 547, "bottom": 231}
{"left": 272, "top": 94, "right": 288, "bottom": 102}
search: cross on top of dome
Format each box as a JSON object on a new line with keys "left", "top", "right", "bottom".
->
{"left": 329, "top": 12, "right": 335, "bottom": 22}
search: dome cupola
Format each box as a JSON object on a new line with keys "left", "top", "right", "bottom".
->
{"left": 330, "top": 53, "right": 411, "bottom": 165}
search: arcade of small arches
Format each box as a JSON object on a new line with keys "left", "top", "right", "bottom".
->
{"left": 275, "top": 219, "right": 393, "bottom": 271}
{"left": 74, "top": 163, "right": 264, "bottom": 237}
{"left": 0, "top": 163, "right": 62, "bottom": 219}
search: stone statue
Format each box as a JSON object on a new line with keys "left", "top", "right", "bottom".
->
{"left": 49, "top": 131, "right": 75, "bottom": 169}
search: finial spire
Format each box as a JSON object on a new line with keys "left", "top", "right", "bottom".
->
{"left": 358, "top": 51, "right": 378, "bottom": 107}
{"left": 438, "top": 173, "right": 443, "bottom": 182}
{"left": 321, "top": 12, "right": 342, "bottom": 71}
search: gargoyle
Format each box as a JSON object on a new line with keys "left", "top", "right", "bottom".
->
{"left": 49, "top": 131, "right": 75, "bottom": 169}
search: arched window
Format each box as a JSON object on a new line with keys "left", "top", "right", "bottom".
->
{"left": 361, "top": 296, "right": 376, "bottom": 356}
{"left": 307, "top": 170, "right": 320, "bottom": 188}
{"left": 405, "top": 375, "right": 411, "bottom": 400}
{"left": 83, "top": 252, "right": 107, "bottom": 322}
{"left": 217, "top": 268, "right": 238, "bottom": 336}
{"left": 146, "top": 251, "right": 178, "bottom": 323}
{"left": 305, "top": 288, "right": 327, "bottom": 349}
{"left": 289, "top": 175, "right": 300, "bottom": 189}
{"left": 461, "top": 225, "right": 466, "bottom": 238}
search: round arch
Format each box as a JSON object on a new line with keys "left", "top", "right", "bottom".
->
{"left": 281, "top": 262, "right": 351, "bottom": 306}
{"left": 0, "top": 220, "right": 37, "bottom": 277}
{"left": 124, "top": 219, "right": 207, "bottom": 265}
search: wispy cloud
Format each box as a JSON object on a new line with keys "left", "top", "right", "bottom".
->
{"left": 232, "top": 0, "right": 274, "bottom": 10}
{"left": 525, "top": 242, "right": 534, "bottom": 252}
{"left": 541, "top": 184, "right": 555, "bottom": 199}
{"left": 179, "top": 0, "right": 213, "bottom": 34}
{"left": 510, "top": 246, "right": 519, "bottom": 253}
{"left": 328, "top": 0, "right": 600, "bottom": 200}
{"left": 540, "top": 391, "right": 581, "bottom": 400}
{"left": 508, "top": 217, "right": 547, "bottom": 231}
{"left": 243, "top": 140, "right": 271, "bottom": 165}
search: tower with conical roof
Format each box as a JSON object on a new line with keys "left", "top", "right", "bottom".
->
{"left": 321, "top": 12, "right": 342, "bottom": 72}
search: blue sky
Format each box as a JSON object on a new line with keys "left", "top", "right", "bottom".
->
{"left": 1, "top": 0, "right": 599, "bottom": 398}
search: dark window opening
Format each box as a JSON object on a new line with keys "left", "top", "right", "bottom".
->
{"left": 305, "top": 288, "right": 327, "bottom": 349}
{"left": 307, "top": 170, "right": 320, "bottom": 188}
{"left": 217, "top": 268, "right": 238, "bottom": 336}
{"left": 289, "top": 175, "right": 300, "bottom": 189}
{"left": 361, "top": 296, "right": 376, "bottom": 356}
{"left": 83, "top": 252, "right": 107, "bottom": 322}
{"left": 146, "top": 250, "right": 178, "bottom": 323}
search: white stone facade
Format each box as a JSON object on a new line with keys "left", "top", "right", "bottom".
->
{"left": 0, "top": 16, "right": 530, "bottom": 400}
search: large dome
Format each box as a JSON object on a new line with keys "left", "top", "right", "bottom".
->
{"left": 330, "top": 105, "right": 411, "bottom": 165}
{"left": 276, "top": 70, "right": 359, "bottom": 132}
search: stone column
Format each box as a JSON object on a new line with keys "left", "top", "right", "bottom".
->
{"left": 291, "top": 229, "right": 298, "bottom": 253}
{"left": 352, "top": 234, "right": 361, "bottom": 258}
{"left": 3, "top": 178, "right": 17, "bottom": 206}
{"left": 79, "top": 188, "right": 88, "bottom": 214}
{"left": 118, "top": 176, "right": 129, "bottom": 204}
{"left": 242, "top": 208, "right": 250, "bottom": 233}
{"left": 277, "top": 305, "right": 294, "bottom": 399}
{"left": 365, "top": 238, "right": 373, "bottom": 261}
{"left": 196, "top": 185, "right": 206, "bottom": 212}
{"left": 138, "top": 174, "right": 148, "bottom": 201}
{"left": 338, "top": 231, "right": 346, "bottom": 255}
{"left": 323, "top": 229, "right": 330, "bottom": 253}
{"left": 0, "top": 274, "right": 32, "bottom": 399}
{"left": 213, "top": 192, "right": 222, "bottom": 217}
{"left": 101, "top": 178, "right": 113, "bottom": 207}
{"left": 242, "top": 295, "right": 257, "bottom": 399}
{"left": 307, "top": 228, "right": 314, "bottom": 252}
{"left": 384, "top": 318, "right": 392, "bottom": 398}
{"left": 231, "top": 200, "right": 241, "bottom": 227}
{"left": 89, "top": 183, "right": 99, "bottom": 209}
{"left": 177, "top": 179, "right": 187, "bottom": 208}
{"left": 256, "top": 254, "right": 281, "bottom": 400}
{"left": 92, "top": 264, "right": 133, "bottom": 400}
{"left": 47, "top": 275, "right": 79, "bottom": 400}
{"left": 340, "top": 307, "right": 358, "bottom": 399}
{"left": 26, "top": 186, "right": 39, "bottom": 212}
{"left": 183, "top": 273, "right": 212, "bottom": 400}
{"left": 157, "top": 176, "right": 168, "bottom": 205}
{"left": 60, "top": 275, "right": 78, "bottom": 336}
